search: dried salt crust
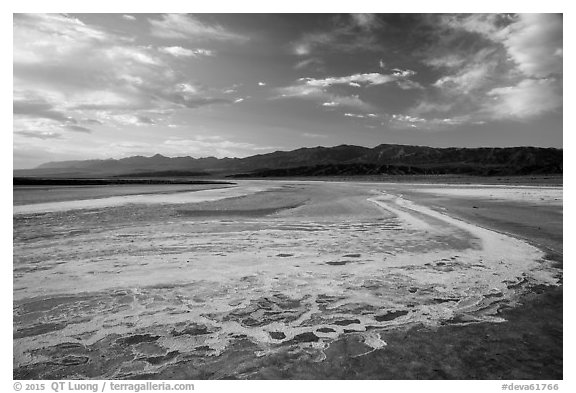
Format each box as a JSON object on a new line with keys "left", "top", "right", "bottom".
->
{"left": 13, "top": 182, "right": 560, "bottom": 377}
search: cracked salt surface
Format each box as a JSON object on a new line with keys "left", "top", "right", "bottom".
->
{"left": 13, "top": 181, "right": 560, "bottom": 378}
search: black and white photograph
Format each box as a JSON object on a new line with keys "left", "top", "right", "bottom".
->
{"left": 9, "top": 3, "right": 568, "bottom": 388}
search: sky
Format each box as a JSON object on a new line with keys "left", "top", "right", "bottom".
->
{"left": 13, "top": 13, "right": 563, "bottom": 168}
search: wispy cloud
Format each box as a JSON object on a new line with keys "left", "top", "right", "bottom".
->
{"left": 64, "top": 125, "right": 92, "bottom": 133}
{"left": 159, "top": 46, "right": 214, "bottom": 57}
{"left": 149, "top": 14, "right": 247, "bottom": 42}
{"left": 350, "top": 14, "right": 382, "bottom": 31}
{"left": 13, "top": 13, "right": 234, "bottom": 136}
{"left": 298, "top": 69, "right": 422, "bottom": 90}
{"left": 294, "top": 57, "right": 324, "bottom": 71}
{"left": 14, "top": 98, "right": 74, "bottom": 123}
{"left": 16, "top": 131, "right": 63, "bottom": 140}
{"left": 389, "top": 114, "right": 474, "bottom": 130}
{"left": 302, "top": 132, "right": 327, "bottom": 138}
{"left": 276, "top": 84, "right": 373, "bottom": 111}
{"left": 275, "top": 68, "right": 422, "bottom": 111}
{"left": 163, "top": 136, "right": 275, "bottom": 158}
{"left": 291, "top": 14, "right": 383, "bottom": 56}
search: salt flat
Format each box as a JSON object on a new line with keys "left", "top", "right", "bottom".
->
{"left": 13, "top": 180, "right": 562, "bottom": 379}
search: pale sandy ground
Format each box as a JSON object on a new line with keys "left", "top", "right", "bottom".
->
{"left": 403, "top": 185, "right": 562, "bottom": 206}
{"left": 13, "top": 184, "right": 264, "bottom": 214}
{"left": 13, "top": 180, "right": 562, "bottom": 379}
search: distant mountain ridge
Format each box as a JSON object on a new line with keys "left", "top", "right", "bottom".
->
{"left": 15, "top": 144, "right": 563, "bottom": 178}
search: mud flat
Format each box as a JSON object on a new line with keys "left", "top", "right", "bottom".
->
{"left": 13, "top": 180, "right": 562, "bottom": 379}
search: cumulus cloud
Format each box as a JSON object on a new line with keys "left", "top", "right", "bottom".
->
{"left": 441, "top": 13, "right": 562, "bottom": 78}
{"left": 149, "top": 14, "right": 247, "bottom": 42}
{"left": 501, "top": 14, "right": 563, "bottom": 78}
{"left": 485, "top": 78, "right": 562, "bottom": 119}
{"left": 419, "top": 13, "right": 563, "bottom": 123}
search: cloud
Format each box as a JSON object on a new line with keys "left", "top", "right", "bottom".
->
{"left": 294, "top": 57, "right": 324, "bottom": 70}
{"left": 389, "top": 114, "right": 472, "bottom": 130}
{"left": 291, "top": 14, "right": 383, "bottom": 56}
{"left": 64, "top": 125, "right": 92, "bottom": 133}
{"left": 433, "top": 61, "right": 496, "bottom": 94}
{"left": 149, "top": 14, "right": 246, "bottom": 42}
{"left": 159, "top": 46, "right": 214, "bottom": 57}
{"left": 302, "top": 133, "right": 327, "bottom": 138}
{"left": 163, "top": 136, "right": 274, "bottom": 158}
{"left": 501, "top": 14, "right": 563, "bottom": 78}
{"left": 16, "top": 131, "right": 63, "bottom": 140}
{"left": 424, "top": 54, "right": 466, "bottom": 69}
{"left": 418, "top": 14, "right": 562, "bottom": 123}
{"left": 350, "top": 14, "right": 382, "bottom": 30}
{"left": 122, "top": 15, "right": 136, "bottom": 21}
{"left": 485, "top": 78, "right": 562, "bottom": 119}
{"left": 410, "top": 101, "right": 454, "bottom": 116}
{"left": 277, "top": 84, "right": 373, "bottom": 111}
{"left": 14, "top": 99, "right": 74, "bottom": 123}
{"left": 158, "top": 83, "right": 234, "bottom": 109}
{"left": 102, "top": 114, "right": 159, "bottom": 127}
{"left": 233, "top": 98, "right": 245, "bottom": 103}
{"left": 344, "top": 113, "right": 366, "bottom": 118}
{"left": 81, "top": 118, "right": 103, "bottom": 125}
{"left": 14, "top": 13, "right": 234, "bottom": 135}
{"left": 275, "top": 68, "right": 420, "bottom": 110}
{"left": 258, "top": 82, "right": 267, "bottom": 86}
{"left": 439, "top": 13, "right": 562, "bottom": 78}
{"left": 298, "top": 69, "right": 422, "bottom": 90}
{"left": 292, "top": 32, "right": 333, "bottom": 56}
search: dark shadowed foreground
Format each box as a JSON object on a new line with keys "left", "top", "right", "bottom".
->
{"left": 13, "top": 180, "right": 562, "bottom": 379}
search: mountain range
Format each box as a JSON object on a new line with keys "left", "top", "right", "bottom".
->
{"left": 14, "top": 144, "right": 563, "bottom": 178}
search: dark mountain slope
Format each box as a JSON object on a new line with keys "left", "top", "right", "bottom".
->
{"left": 15, "top": 144, "right": 562, "bottom": 178}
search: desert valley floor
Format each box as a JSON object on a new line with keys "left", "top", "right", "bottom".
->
{"left": 13, "top": 180, "right": 563, "bottom": 379}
